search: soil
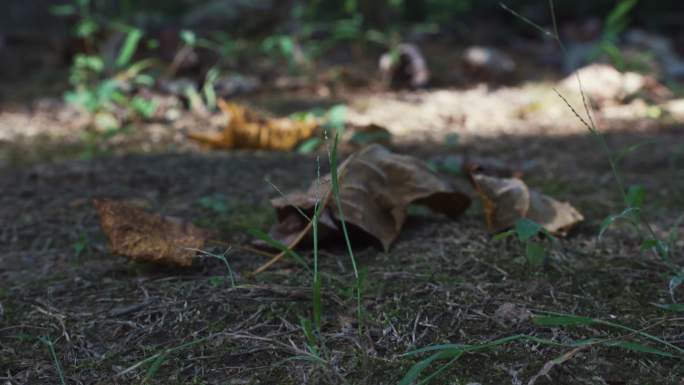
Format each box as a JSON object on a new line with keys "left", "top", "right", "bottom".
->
{"left": 1, "top": 83, "right": 684, "bottom": 384}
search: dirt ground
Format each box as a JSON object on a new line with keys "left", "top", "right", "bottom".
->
{"left": 1, "top": 78, "right": 684, "bottom": 384}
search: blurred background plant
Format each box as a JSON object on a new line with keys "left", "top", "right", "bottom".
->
{"left": 3, "top": 0, "right": 684, "bottom": 151}
{"left": 51, "top": 0, "right": 159, "bottom": 149}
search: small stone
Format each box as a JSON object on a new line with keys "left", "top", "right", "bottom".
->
{"left": 494, "top": 303, "right": 533, "bottom": 326}
{"left": 463, "top": 46, "right": 516, "bottom": 79}
{"left": 560, "top": 63, "right": 645, "bottom": 105}
{"left": 215, "top": 74, "right": 261, "bottom": 96}
{"left": 379, "top": 43, "right": 430, "bottom": 89}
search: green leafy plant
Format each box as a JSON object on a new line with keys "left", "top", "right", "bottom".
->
{"left": 72, "top": 231, "right": 90, "bottom": 259}
{"left": 502, "top": 0, "right": 681, "bottom": 280}
{"left": 294, "top": 104, "right": 347, "bottom": 154}
{"left": 249, "top": 105, "right": 363, "bottom": 378}
{"left": 494, "top": 218, "right": 557, "bottom": 268}
{"left": 53, "top": 0, "right": 158, "bottom": 149}
{"left": 596, "top": 0, "right": 639, "bottom": 70}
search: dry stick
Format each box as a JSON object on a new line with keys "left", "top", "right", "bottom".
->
{"left": 250, "top": 190, "right": 331, "bottom": 275}
{"left": 527, "top": 344, "right": 589, "bottom": 385}
{"left": 250, "top": 155, "right": 354, "bottom": 276}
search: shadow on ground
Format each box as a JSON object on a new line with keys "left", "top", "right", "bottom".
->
{"left": 1, "top": 118, "right": 683, "bottom": 384}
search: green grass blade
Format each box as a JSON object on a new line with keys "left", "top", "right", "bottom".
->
{"left": 533, "top": 315, "right": 594, "bottom": 327}
{"left": 415, "top": 354, "right": 463, "bottom": 385}
{"left": 116, "top": 28, "right": 143, "bottom": 68}
{"left": 399, "top": 334, "right": 604, "bottom": 385}
{"left": 607, "top": 340, "right": 675, "bottom": 358}
{"left": 626, "top": 185, "right": 645, "bottom": 209}
{"left": 516, "top": 218, "right": 542, "bottom": 241}
{"left": 397, "top": 351, "right": 449, "bottom": 385}
{"left": 143, "top": 351, "right": 170, "bottom": 383}
{"left": 39, "top": 337, "right": 67, "bottom": 385}
{"left": 604, "top": 0, "right": 639, "bottom": 36}
{"left": 667, "top": 212, "right": 684, "bottom": 252}
{"left": 297, "top": 137, "right": 322, "bottom": 154}
{"left": 525, "top": 241, "right": 546, "bottom": 267}
{"left": 653, "top": 303, "right": 684, "bottom": 312}
{"left": 283, "top": 354, "right": 327, "bottom": 364}
{"left": 493, "top": 229, "right": 515, "bottom": 241}
{"left": 616, "top": 140, "right": 659, "bottom": 163}
{"left": 246, "top": 228, "right": 310, "bottom": 272}
{"left": 401, "top": 343, "right": 469, "bottom": 357}
{"left": 537, "top": 310, "right": 684, "bottom": 355}
{"left": 312, "top": 197, "right": 322, "bottom": 331}
{"left": 328, "top": 129, "right": 363, "bottom": 330}
{"left": 599, "top": 207, "right": 637, "bottom": 239}
{"left": 595, "top": 318, "right": 684, "bottom": 355}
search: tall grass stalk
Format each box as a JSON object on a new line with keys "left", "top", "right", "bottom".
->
{"left": 312, "top": 153, "right": 323, "bottom": 332}
{"left": 327, "top": 129, "right": 364, "bottom": 332}
{"left": 501, "top": 0, "right": 675, "bottom": 269}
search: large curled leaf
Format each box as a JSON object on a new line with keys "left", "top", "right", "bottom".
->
{"left": 268, "top": 144, "right": 471, "bottom": 251}
{"left": 94, "top": 199, "right": 210, "bottom": 267}
{"left": 186, "top": 99, "right": 318, "bottom": 151}
{"left": 471, "top": 174, "right": 583, "bottom": 235}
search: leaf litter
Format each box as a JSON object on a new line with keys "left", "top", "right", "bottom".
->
{"left": 267, "top": 144, "right": 471, "bottom": 252}
{"left": 470, "top": 173, "right": 584, "bottom": 235}
{"left": 186, "top": 99, "right": 318, "bottom": 151}
{"left": 92, "top": 142, "right": 585, "bottom": 270}
{"left": 94, "top": 198, "right": 211, "bottom": 267}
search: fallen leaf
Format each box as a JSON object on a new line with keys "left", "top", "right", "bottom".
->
{"left": 186, "top": 99, "right": 318, "bottom": 150}
{"left": 471, "top": 174, "right": 583, "bottom": 235}
{"left": 463, "top": 156, "right": 525, "bottom": 182}
{"left": 94, "top": 198, "right": 210, "bottom": 267}
{"left": 269, "top": 144, "right": 471, "bottom": 251}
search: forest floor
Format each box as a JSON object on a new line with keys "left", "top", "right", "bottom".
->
{"left": 1, "top": 52, "right": 684, "bottom": 385}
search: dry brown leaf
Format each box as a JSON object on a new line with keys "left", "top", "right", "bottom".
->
{"left": 186, "top": 99, "right": 318, "bottom": 150}
{"left": 94, "top": 198, "right": 210, "bottom": 267}
{"left": 269, "top": 144, "right": 471, "bottom": 251}
{"left": 471, "top": 174, "right": 583, "bottom": 235}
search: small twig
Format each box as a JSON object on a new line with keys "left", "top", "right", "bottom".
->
{"left": 527, "top": 344, "right": 589, "bottom": 385}
{"left": 250, "top": 188, "right": 334, "bottom": 276}
{"left": 265, "top": 176, "right": 311, "bottom": 222}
